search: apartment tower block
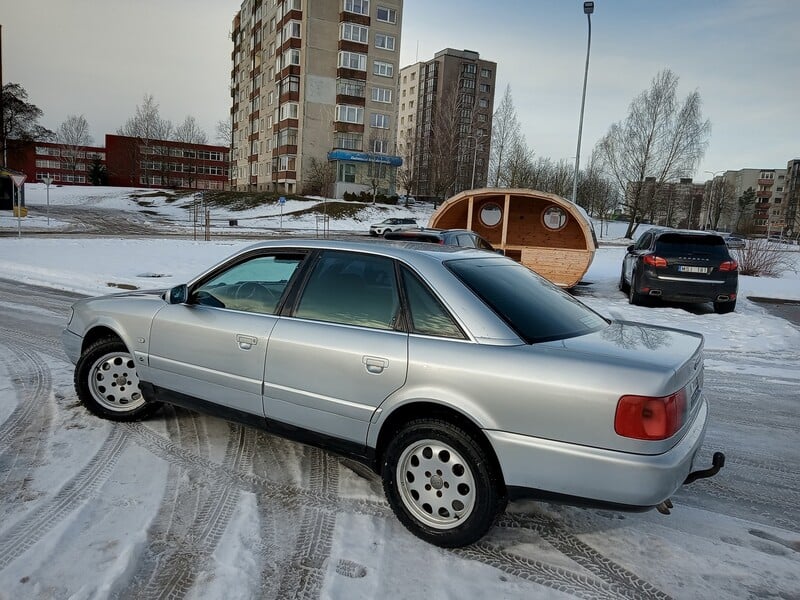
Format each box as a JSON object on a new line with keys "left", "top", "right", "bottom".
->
{"left": 397, "top": 49, "right": 496, "bottom": 202}
{"left": 230, "top": 0, "right": 403, "bottom": 197}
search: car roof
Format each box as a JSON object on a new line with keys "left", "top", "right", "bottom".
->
{"left": 649, "top": 227, "right": 725, "bottom": 239}
{"left": 236, "top": 238, "right": 490, "bottom": 263}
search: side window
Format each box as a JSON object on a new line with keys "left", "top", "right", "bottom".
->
{"left": 635, "top": 233, "right": 651, "bottom": 250}
{"left": 456, "top": 234, "right": 477, "bottom": 248}
{"left": 400, "top": 267, "right": 465, "bottom": 339}
{"left": 295, "top": 251, "right": 400, "bottom": 330}
{"left": 476, "top": 237, "right": 494, "bottom": 251}
{"left": 193, "top": 254, "right": 304, "bottom": 314}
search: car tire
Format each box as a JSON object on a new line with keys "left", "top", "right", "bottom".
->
{"left": 619, "top": 266, "right": 630, "bottom": 293}
{"left": 382, "top": 418, "right": 503, "bottom": 548}
{"left": 74, "top": 338, "right": 161, "bottom": 422}
{"left": 628, "top": 270, "right": 645, "bottom": 305}
{"left": 713, "top": 299, "right": 736, "bottom": 314}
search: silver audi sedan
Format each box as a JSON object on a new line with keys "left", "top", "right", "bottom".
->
{"left": 62, "top": 240, "right": 724, "bottom": 547}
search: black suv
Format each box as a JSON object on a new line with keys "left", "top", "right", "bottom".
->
{"left": 620, "top": 228, "right": 738, "bottom": 313}
{"left": 383, "top": 228, "right": 495, "bottom": 251}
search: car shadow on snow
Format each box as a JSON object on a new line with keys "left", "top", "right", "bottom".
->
{"left": 571, "top": 281, "right": 714, "bottom": 316}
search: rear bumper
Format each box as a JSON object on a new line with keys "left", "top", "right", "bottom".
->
{"left": 487, "top": 397, "right": 709, "bottom": 508}
{"left": 638, "top": 271, "right": 737, "bottom": 303}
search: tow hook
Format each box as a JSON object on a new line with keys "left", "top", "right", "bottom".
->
{"left": 684, "top": 452, "right": 726, "bottom": 485}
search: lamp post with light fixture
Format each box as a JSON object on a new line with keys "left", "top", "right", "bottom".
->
{"left": 571, "top": 1, "right": 594, "bottom": 204}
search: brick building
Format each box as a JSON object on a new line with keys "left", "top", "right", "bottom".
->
{"left": 6, "top": 135, "right": 230, "bottom": 191}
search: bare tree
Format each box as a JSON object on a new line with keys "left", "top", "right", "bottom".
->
{"left": 174, "top": 115, "right": 208, "bottom": 144}
{"left": 365, "top": 129, "right": 393, "bottom": 203}
{"left": 396, "top": 127, "right": 416, "bottom": 199}
{"left": 117, "top": 94, "right": 174, "bottom": 185}
{"left": 595, "top": 69, "right": 711, "bottom": 238}
{"left": 304, "top": 157, "right": 336, "bottom": 198}
{"left": 56, "top": 114, "right": 94, "bottom": 176}
{"left": 489, "top": 84, "right": 520, "bottom": 187}
{"left": 500, "top": 134, "right": 534, "bottom": 188}
{"left": 428, "top": 82, "right": 462, "bottom": 202}
{"left": 215, "top": 119, "right": 232, "bottom": 146}
{"left": 707, "top": 178, "right": 736, "bottom": 230}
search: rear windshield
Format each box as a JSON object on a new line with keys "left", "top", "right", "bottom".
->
{"left": 655, "top": 234, "right": 729, "bottom": 258}
{"left": 445, "top": 257, "right": 607, "bottom": 344}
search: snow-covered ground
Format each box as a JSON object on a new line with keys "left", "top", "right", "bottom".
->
{"left": 0, "top": 186, "right": 798, "bottom": 599}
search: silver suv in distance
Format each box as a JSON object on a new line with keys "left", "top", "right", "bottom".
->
{"left": 369, "top": 217, "right": 418, "bottom": 236}
{"left": 63, "top": 240, "right": 724, "bottom": 547}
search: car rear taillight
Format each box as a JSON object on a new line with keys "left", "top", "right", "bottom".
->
{"left": 718, "top": 260, "right": 738, "bottom": 272}
{"left": 615, "top": 388, "right": 688, "bottom": 440}
{"left": 643, "top": 255, "right": 668, "bottom": 268}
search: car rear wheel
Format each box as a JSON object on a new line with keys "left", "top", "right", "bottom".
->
{"left": 619, "top": 266, "right": 630, "bottom": 293}
{"left": 382, "top": 418, "right": 503, "bottom": 547}
{"left": 713, "top": 299, "right": 736, "bottom": 314}
{"left": 74, "top": 338, "right": 161, "bottom": 421}
{"left": 628, "top": 270, "right": 645, "bottom": 305}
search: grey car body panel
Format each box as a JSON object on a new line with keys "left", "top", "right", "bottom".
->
{"left": 64, "top": 239, "right": 712, "bottom": 509}
{"left": 147, "top": 303, "right": 279, "bottom": 415}
{"left": 264, "top": 316, "right": 408, "bottom": 443}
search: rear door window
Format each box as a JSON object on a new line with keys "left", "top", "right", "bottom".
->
{"left": 400, "top": 267, "right": 465, "bottom": 339}
{"left": 294, "top": 251, "right": 400, "bottom": 330}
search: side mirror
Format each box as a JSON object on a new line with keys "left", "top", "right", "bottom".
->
{"left": 626, "top": 245, "right": 634, "bottom": 253}
{"left": 167, "top": 284, "right": 188, "bottom": 304}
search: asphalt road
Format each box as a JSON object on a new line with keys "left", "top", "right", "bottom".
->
{"left": 0, "top": 277, "right": 798, "bottom": 599}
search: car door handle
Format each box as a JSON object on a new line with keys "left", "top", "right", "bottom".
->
{"left": 362, "top": 356, "right": 389, "bottom": 374}
{"left": 236, "top": 334, "right": 258, "bottom": 350}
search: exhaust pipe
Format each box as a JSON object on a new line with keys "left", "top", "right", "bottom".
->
{"left": 649, "top": 289, "right": 662, "bottom": 296}
{"left": 656, "top": 498, "right": 674, "bottom": 515}
{"left": 716, "top": 295, "right": 729, "bottom": 301}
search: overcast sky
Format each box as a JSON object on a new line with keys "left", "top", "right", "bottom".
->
{"left": 2, "top": 0, "right": 798, "bottom": 179}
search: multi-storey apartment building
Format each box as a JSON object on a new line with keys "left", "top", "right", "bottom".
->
{"left": 230, "top": 0, "right": 403, "bottom": 197}
{"left": 783, "top": 159, "right": 800, "bottom": 237}
{"left": 706, "top": 168, "right": 787, "bottom": 234}
{"left": 6, "top": 136, "right": 229, "bottom": 191}
{"left": 397, "top": 48, "right": 496, "bottom": 202}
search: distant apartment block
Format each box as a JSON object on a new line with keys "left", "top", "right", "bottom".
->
{"left": 705, "top": 168, "right": 787, "bottom": 234}
{"left": 781, "top": 159, "right": 800, "bottom": 236}
{"left": 229, "top": 0, "right": 403, "bottom": 197}
{"left": 397, "top": 48, "right": 496, "bottom": 201}
{"left": 626, "top": 177, "right": 705, "bottom": 228}
{"left": 6, "top": 136, "right": 229, "bottom": 191}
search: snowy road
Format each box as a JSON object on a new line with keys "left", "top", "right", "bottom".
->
{"left": 0, "top": 279, "right": 798, "bottom": 600}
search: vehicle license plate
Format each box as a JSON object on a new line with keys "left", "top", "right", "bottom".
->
{"left": 678, "top": 266, "right": 709, "bottom": 273}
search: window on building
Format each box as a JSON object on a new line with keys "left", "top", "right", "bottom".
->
{"left": 375, "top": 33, "right": 396, "bottom": 51}
{"left": 337, "top": 78, "right": 366, "bottom": 97}
{"left": 376, "top": 6, "right": 397, "bottom": 23}
{"left": 371, "top": 87, "right": 392, "bottom": 103}
{"left": 336, "top": 104, "right": 364, "bottom": 124}
{"left": 463, "top": 63, "right": 476, "bottom": 74}
{"left": 372, "top": 139, "right": 389, "bottom": 153}
{"left": 279, "top": 75, "right": 300, "bottom": 95}
{"left": 340, "top": 22, "right": 368, "bottom": 44}
{"left": 278, "top": 155, "right": 296, "bottom": 171}
{"left": 282, "top": 20, "right": 301, "bottom": 39}
{"left": 335, "top": 133, "right": 363, "bottom": 150}
{"left": 338, "top": 162, "right": 357, "bottom": 182}
{"left": 479, "top": 83, "right": 491, "bottom": 93}
{"left": 370, "top": 113, "right": 389, "bottom": 128}
{"left": 344, "top": 0, "right": 369, "bottom": 15}
{"left": 479, "top": 98, "right": 488, "bottom": 108}
{"left": 480, "top": 68, "right": 492, "bottom": 78}
{"left": 373, "top": 60, "right": 394, "bottom": 77}
{"left": 339, "top": 51, "right": 367, "bottom": 71}
{"left": 279, "top": 102, "right": 299, "bottom": 120}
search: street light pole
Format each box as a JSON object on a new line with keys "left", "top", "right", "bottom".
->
{"left": 466, "top": 133, "right": 483, "bottom": 190}
{"left": 571, "top": 1, "right": 594, "bottom": 204}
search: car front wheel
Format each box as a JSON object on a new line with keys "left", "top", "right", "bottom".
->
{"left": 74, "top": 338, "right": 161, "bottom": 421}
{"left": 382, "top": 418, "right": 503, "bottom": 547}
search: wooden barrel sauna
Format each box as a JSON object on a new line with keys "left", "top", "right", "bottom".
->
{"left": 429, "top": 188, "right": 597, "bottom": 288}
